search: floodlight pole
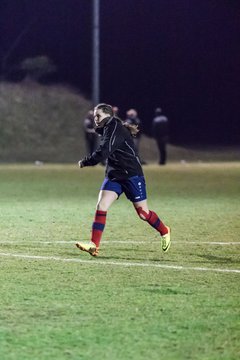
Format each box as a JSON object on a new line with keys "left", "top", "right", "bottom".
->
{"left": 92, "top": 0, "right": 100, "bottom": 106}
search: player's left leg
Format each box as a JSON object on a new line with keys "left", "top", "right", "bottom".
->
{"left": 133, "top": 200, "right": 171, "bottom": 252}
{"left": 123, "top": 175, "right": 171, "bottom": 251}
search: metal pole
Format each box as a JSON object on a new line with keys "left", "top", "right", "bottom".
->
{"left": 92, "top": 0, "right": 100, "bottom": 106}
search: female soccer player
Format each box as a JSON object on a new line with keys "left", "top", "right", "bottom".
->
{"left": 76, "top": 103, "right": 171, "bottom": 256}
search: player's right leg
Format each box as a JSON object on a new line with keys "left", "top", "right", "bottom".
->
{"left": 76, "top": 184, "right": 120, "bottom": 256}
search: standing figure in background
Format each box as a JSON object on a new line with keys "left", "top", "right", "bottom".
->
{"left": 112, "top": 106, "right": 119, "bottom": 117}
{"left": 125, "top": 109, "right": 142, "bottom": 153}
{"left": 83, "top": 110, "right": 98, "bottom": 155}
{"left": 152, "top": 107, "right": 169, "bottom": 165}
{"left": 125, "top": 108, "right": 146, "bottom": 163}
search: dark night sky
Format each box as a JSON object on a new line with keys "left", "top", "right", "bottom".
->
{"left": 0, "top": 0, "right": 240, "bottom": 144}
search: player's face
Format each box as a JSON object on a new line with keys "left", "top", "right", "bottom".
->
{"left": 94, "top": 109, "right": 108, "bottom": 126}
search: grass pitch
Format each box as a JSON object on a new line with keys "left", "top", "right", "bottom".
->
{"left": 0, "top": 163, "right": 239, "bottom": 360}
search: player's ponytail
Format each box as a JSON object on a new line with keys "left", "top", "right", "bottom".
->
{"left": 122, "top": 122, "right": 139, "bottom": 137}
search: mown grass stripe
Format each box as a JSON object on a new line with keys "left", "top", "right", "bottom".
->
{"left": 0, "top": 251, "right": 239, "bottom": 274}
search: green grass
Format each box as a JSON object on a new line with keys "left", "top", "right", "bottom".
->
{"left": 0, "top": 163, "right": 239, "bottom": 360}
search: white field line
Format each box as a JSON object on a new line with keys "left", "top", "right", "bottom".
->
{"left": 0, "top": 251, "right": 239, "bottom": 274}
{"left": 0, "top": 240, "right": 240, "bottom": 245}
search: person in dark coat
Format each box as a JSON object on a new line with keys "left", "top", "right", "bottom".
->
{"left": 152, "top": 107, "right": 169, "bottom": 165}
{"left": 83, "top": 110, "right": 98, "bottom": 155}
{"left": 125, "top": 109, "right": 142, "bottom": 153}
{"left": 125, "top": 108, "right": 146, "bottom": 164}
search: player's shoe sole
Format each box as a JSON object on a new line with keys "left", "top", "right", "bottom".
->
{"left": 75, "top": 242, "right": 99, "bottom": 257}
{"left": 162, "top": 226, "right": 171, "bottom": 252}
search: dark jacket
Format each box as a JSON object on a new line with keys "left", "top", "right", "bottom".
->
{"left": 81, "top": 117, "right": 143, "bottom": 180}
{"left": 152, "top": 115, "right": 169, "bottom": 139}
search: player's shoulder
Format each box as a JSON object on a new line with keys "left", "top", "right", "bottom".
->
{"left": 106, "top": 116, "right": 122, "bottom": 130}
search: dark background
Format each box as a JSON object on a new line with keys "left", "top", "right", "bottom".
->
{"left": 1, "top": 0, "right": 240, "bottom": 145}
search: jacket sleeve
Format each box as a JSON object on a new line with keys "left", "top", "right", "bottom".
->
{"left": 81, "top": 120, "right": 123, "bottom": 166}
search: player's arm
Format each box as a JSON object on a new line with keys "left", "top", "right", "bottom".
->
{"left": 78, "top": 121, "right": 123, "bottom": 167}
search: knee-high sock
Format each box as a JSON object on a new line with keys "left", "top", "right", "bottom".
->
{"left": 91, "top": 210, "right": 107, "bottom": 247}
{"left": 147, "top": 210, "right": 168, "bottom": 236}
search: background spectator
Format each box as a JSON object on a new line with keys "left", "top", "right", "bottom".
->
{"left": 125, "top": 108, "right": 142, "bottom": 149}
{"left": 83, "top": 110, "right": 98, "bottom": 155}
{"left": 152, "top": 107, "right": 169, "bottom": 165}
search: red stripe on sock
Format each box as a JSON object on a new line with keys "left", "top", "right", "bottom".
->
{"left": 148, "top": 210, "right": 168, "bottom": 236}
{"left": 91, "top": 210, "right": 107, "bottom": 247}
{"left": 94, "top": 210, "right": 107, "bottom": 224}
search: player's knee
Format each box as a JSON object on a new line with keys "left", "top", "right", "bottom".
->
{"left": 96, "top": 201, "right": 108, "bottom": 212}
{"left": 136, "top": 207, "right": 150, "bottom": 221}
